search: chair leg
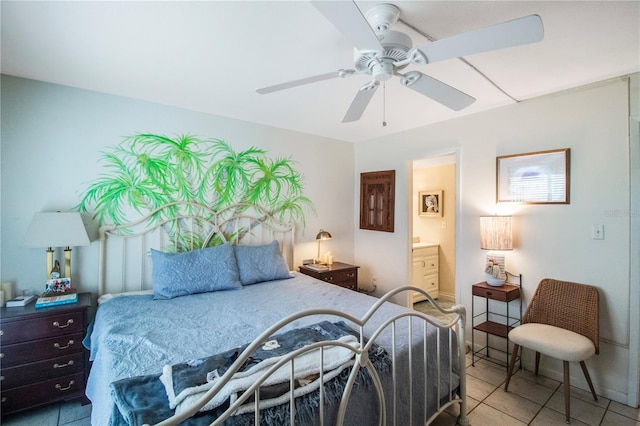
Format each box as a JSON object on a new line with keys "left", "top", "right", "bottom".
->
{"left": 535, "top": 351, "right": 541, "bottom": 375}
{"left": 580, "top": 361, "right": 598, "bottom": 401}
{"left": 563, "top": 361, "right": 571, "bottom": 423}
{"left": 505, "top": 344, "right": 520, "bottom": 391}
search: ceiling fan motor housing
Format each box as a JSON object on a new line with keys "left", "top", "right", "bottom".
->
{"left": 354, "top": 29, "right": 413, "bottom": 81}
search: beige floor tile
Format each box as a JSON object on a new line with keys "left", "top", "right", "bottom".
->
{"left": 467, "top": 402, "right": 527, "bottom": 425}
{"left": 466, "top": 374, "right": 498, "bottom": 402}
{"left": 512, "top": 367, "right": 561, "bottom": 390}
{"left": 609, "top": 401, "right": 640, "bottom": 421}
{"left": 467, "top": 361, "right": 508, "bottom": 387}
{"left": 530, "top": 407, "right": 590, "bottom": 426}
{"left": 555, "top": 383, "right": 610, "bottom": 409}
{"left": 546, "top": 390, "right": 606, "bottom": 426}
{"left": 504, "top": 373, "right": 557, "bottom": 405}
{"left": 600, "top": 410, "right": 640, "bottom": 426}
{"left": 484, "top": 387, "right": 542, "bottom": 423}
{"left": 1, "top": 404, "right": 60, "bottom": 426}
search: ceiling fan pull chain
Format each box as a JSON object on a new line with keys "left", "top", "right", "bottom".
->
{"left": 382, "top": 82, "right": 387, "bottom": 127}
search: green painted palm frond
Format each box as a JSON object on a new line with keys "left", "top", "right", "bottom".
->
{"left": 78, "top": 133, "right": 315, "bottom": 235}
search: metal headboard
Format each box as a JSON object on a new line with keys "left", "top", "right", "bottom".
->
{"left": 97, "top": 202, "right": 295, "bottom": 296}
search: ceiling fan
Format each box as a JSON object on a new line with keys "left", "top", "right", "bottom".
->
{"left": 256, "top": 1, "right": 544, "bottom": 123}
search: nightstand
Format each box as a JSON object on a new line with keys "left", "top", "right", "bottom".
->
{"left": 1, "top": 292, "right": 92, "bottom": 416}
{"left": 298, "top": 262, "right": 359, "bottom": 291}
{"left": 471, "top": 278, "right": 522, "bottom": 372}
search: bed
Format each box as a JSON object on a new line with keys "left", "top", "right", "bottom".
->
{"left": 84, "top": 202, "right": 468, "bottom": 425}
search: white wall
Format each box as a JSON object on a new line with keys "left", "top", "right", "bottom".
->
{"left": 354, "top": 77, "right": 634, "bottom": 404}
{"left": 0, "top": 75, "right": 355, "bottom": 295}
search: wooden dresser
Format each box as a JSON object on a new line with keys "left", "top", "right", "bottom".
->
{"left": 299, "top": 262, "right": 359, "bottom": 291}
{"left": 0, "top": 292, "right": 92, "bottom": 416}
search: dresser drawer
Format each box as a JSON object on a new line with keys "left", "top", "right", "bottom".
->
{"left": 420, "top": 255, "right": 438, "bottom": 274}
{"left": 1, "top": 372, "right": 85, "bottom": 414}
{"left": 424, "top": 273, "right": 439, "bottom": 291}
{"left": 472, "top": 283, "right": 520, "bottom": 302}
{"left": 1, "top": 351, "right": 85, "bottom": 389}
{"left": 319, "top": 269, "right": 357, "bottom": 286}
{"left": 1, "top": 332, "right": 85, "bottom": 367}
{"left": 1, "top": 310, "right": 86, "bottom": 345}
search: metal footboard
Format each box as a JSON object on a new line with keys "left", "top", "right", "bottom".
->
{"left": 149, "top": 286, "right": 467, "bottom": 426}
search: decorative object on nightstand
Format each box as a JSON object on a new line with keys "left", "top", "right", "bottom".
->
{"left": 480, "top": 215, "right": 513, "bottom": 286}
{"left": 299, "top": 262, "right": 359, "bottom": 291}
{"left": 0, "top": 292, "right": 92, "bottom": 416}
{"left": 471, "top": 272, "right": 522, "bottom": 372}
{"left": 315, "top": 229, "right": 332, "bottom": 263}
{"left": 23, "top": 211, "right": 91, "bottom": 281}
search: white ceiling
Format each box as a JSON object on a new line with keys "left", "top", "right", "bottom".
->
{"left": 2, "top": 1, "right": 639, "bottom": 143}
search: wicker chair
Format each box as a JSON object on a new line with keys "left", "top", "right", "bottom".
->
{"left": 504, "top": 278, "right": 599, "bottom": 423}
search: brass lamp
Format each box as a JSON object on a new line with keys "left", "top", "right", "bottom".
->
{"left": 23, "top": 211, "right": 91, "bottom": 281}
{"left": 480, "top": 216, "right": 513, "bottom": 286}
{"left": 315, "top": 229, "right": 332, "bottom": 263}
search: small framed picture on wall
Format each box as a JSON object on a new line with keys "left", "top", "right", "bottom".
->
{"left": 419, "top": 190, "right": 442, "bottom": 217}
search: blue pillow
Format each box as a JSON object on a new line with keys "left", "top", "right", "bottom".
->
{"left": 234, "top": 241, "right": 292, "bottom": 285}
{"left": 151, "top": 243, "right": 242, "bottom": 300}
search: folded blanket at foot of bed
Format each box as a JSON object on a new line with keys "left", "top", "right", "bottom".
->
{"left": 109, "top": 321, "right": 391, "bottom": 426}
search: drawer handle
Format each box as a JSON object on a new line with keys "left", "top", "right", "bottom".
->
{"left": 346, "top": 273, "right": 355, "bottom": 278}
{"left": 0, "top": 353, "right": 3, "bottom": 359}
{"left": 0, "top": 330, "right": 3, "bottom": 336}
{"left": 54, "top": 360, "right": 75, "bottom": 369}
{"left": 323, "top": 277, "right": 333, "bottom": 282}
{"left": 0, "top": 375, "right": 4, "bottom": 381}
{"left": 53, "top": 319, "right": 74, "bottom": 329}
{"left": 1, "top": 397, "right": 6, "bottom": 403}
{"left": 55, "top": 380, "right": 75, "bottom": 391}
{"left": 54, "top": 340, "right": 75, "bottom": 350}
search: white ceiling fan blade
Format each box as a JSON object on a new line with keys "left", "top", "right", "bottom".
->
{"left": 342, "top": 81, "right": 380, "bottom": 123}
{"left": 411, "top": 15, "right": 544, "bottom": 64}
{"left": 311, "top": 0, "right": 383, "bottom": 52}
{"left": 256, "top": 70, "right": 355, "bottom": 94}
{"left": 401, "top": 71, "right": 475, "bottom": 111}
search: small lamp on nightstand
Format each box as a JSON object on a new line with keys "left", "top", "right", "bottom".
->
{"left": 23, "top": 211, "right": 91, "bottom": 281}
{"left": 315, "top": 229, "right": 332, "bottom": 264}
{"left": 480, "top": 215, "right": 513, "bottom": 286}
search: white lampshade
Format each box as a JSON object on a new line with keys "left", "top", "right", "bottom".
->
{"left": 480, "top": 216, "right": 513, "bottom": 251}
{"left": 24, "top": 211, "right": 91, "bottom": 281}
{"left": 23, "top": 212, "right": 91, "bottom": 248}
{"left": 480, "top": 216, "right": 513, "bottom": 286}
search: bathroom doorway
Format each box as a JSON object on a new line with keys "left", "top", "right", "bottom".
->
{"left": 411, "top": 154, "right": 457, "bottom": 313}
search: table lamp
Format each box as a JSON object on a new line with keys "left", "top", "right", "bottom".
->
{"left": 315, "top": 229, "right": 332, "bottom": 263}
{"left": 23, "top": 211, "right": 91, "bottom": 281}
{"left": 480, "top": 215, "right": 513, "bottom": 286}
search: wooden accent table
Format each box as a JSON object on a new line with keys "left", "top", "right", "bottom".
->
{"left": 471, "top": 281, "right": 522, "bottom": 371}
{"left": 298, "top": 262, "right": 359, "bottom": 291}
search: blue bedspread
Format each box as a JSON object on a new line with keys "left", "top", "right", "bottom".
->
{"left": 109, "top": 321, "right": 390, "bottom": 426}
{"left": 85, "top": 273, "right": 459, "bottom": 425}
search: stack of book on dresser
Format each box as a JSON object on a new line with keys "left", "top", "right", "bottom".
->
{"left": 35, "top": 292, "right": 78, "bottom": 308}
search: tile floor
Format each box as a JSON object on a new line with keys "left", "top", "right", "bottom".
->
{"left": 2, "top": 356, "right": 639, "bottom": 425}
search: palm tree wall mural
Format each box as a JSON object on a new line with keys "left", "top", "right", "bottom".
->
{"left": 78, "top": 133, "right": 314, "bottom": 250}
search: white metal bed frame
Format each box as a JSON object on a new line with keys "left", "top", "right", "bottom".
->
{"left": 96, "top": 202, "right": 468, "bottom": 425}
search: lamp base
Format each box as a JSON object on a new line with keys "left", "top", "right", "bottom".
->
{"left": 484, "top": 252, "right": 507, "bottom": 286}
{"left": 485, "top": 275, "right": 506, "bottom": 286}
